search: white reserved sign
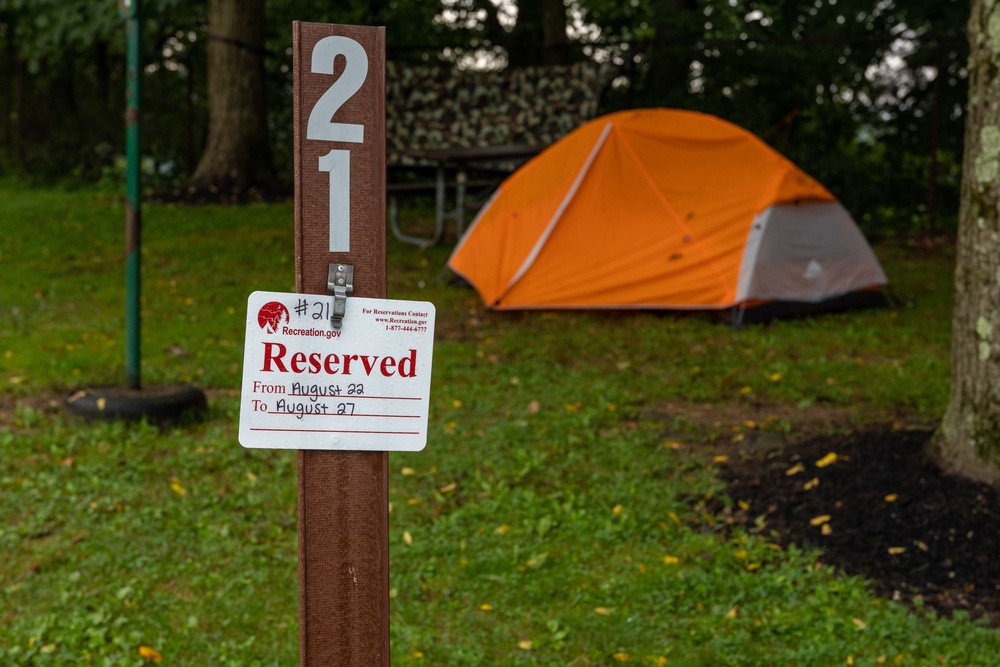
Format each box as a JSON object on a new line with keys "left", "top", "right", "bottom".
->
{"left": 238, "top": 291, "right": 435, "bottom": 451}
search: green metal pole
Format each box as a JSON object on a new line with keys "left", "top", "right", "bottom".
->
{"left": 123, "top": 0, "right": 141, "bottom": 389}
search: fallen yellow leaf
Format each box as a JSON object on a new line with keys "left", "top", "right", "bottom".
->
{"left": 480, "top": 603, "right": 493, "bottom": 611}
{"left": 888, "top": 546, "right": 906, "bottom": 555}
{"left": 612, "top": 504, "right": 624, "bottom": 516}
{"left": 884, "top": 494, "right": 898, "bottom": 502}
{"left": 803, "top": 477, "right": 820, "bottom": 490}
{"left": 852, "top": 618, "right": 867, "bottom": 630}
{"left": 138, "top": 646, "right": 163, "bottom": 663}
{"left": 713, "top": 455, "right": 729, "bottom": 463}
{"left": 403, "top": 531, "right": 413, "bottom": 546}
{"left": 663, "top": 555, "right": 680, "bottom": 565}
{"left": 785, "top": 463, "right": 805, "bottom": 476}
{"left": 518, "top": 640, "right": 532, "bottom": 650}
{"left": 810, "top": 515, "right": 832, "bottom": 526}
{"left": 170, "top": 477, "right": 187, "bottom": 496}
{"left": 438, "top": 482, "right": 457, "bottom": 493}
{"left": 725, "top": 606, "right": 738, "bottom": 618}
{"left": 821, "top": 523, "right": 833, "bottom": 536}
{"left": 593, "top": 607, "right": 613, "bottom": 616}
{"left": 400, "top": 467, "right": 416, "bottom": 476}
{"left": 815, "top": 452, "right": 838, "bottom": 468}
{"left": 495, "top": 524, "right": 509, "bottom": 535}
{"left": 614, "top": 652, "right": 631, "bottom": 662}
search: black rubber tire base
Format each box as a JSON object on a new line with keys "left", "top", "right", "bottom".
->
{"left": 63, "top": 384, "right": 207, "bottom": 425}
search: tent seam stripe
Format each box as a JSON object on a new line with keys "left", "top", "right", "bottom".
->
{"left": 495, "top": 122, "right": 614, "bottom": 304}
{"left": 734, "top": 208, "right": 771, "bottom": 303}
{"left": 613, "top": 122, "right": 736, "bottom": 301}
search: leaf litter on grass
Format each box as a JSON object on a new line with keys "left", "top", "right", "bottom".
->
{"left": 6, "top": 189, "right": 996, "bottom": 662}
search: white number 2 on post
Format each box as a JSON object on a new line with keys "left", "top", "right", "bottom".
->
{"left": 307, "top": 35, "right": 368, "bottom": 253}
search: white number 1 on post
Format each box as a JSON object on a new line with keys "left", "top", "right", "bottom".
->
{"left": 306, "top": 35, "right": 369, "bottom": 253}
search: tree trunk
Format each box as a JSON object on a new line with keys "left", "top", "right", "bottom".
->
{"left": 0, "top": 19, "right": 13, "bottom": 163}
{"left": 12, "top": 52, "right": 28, "bottom": 166}
{"left": 644, "top": 0, "right": 697, "bottom": 106}
{"left": 539, "top": 0, "right": 569, "bottom": 66}
{"left": 508, "top": 0, "right": 571, "bottom": 67}
{"left": 931, "top": 0, "right": 1000, "bottom": 484}
{"left": 190, "top": 0, "right": 274, "bottom": 191}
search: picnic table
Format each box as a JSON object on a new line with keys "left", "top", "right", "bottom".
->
{"left": 384, "top": 60, "right": 612, "bottom": 247}
{"left": 388, "top": 144, "right": 542, "bottom": 247}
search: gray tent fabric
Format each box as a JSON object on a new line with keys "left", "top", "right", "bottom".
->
{"left": 736, "top": 201, "right": 888, "bottom": 304}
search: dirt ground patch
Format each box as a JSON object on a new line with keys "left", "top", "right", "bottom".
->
{"left": 0, "top": 393, "right": 62, "bottom": 428}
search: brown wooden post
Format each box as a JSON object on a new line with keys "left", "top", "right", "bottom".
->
{"left": 292, "top": 22, "right": 388, "bottom": 666}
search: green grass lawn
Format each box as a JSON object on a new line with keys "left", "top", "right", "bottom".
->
{"left": 2, "top": 182, "right": 995, "bottom": 666}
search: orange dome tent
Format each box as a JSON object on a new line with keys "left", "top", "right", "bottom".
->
{"left": 447, "top": 109, "right": 887, "bottom": 322}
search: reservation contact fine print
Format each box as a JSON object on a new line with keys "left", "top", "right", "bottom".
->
{"left": 238, "top": 291, "right": 435, "bottom": 452}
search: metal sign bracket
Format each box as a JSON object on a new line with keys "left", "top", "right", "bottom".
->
{"left": 327, "top": 263, "right": 354, "bottom": 329}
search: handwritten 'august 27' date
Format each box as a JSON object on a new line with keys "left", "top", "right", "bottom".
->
{"left": 274, "top": 399, "right": 355, "bottom": 419}
{"left": 261, "top": 381, "right": 365, "bottom": 419}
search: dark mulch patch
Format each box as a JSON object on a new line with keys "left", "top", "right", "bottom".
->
{"left": 718, "top": 429, "right": 1000, "bottom": 624}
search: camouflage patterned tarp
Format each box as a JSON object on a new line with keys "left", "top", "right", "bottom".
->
{"left": 386, "top": 61, "right": 612, "bottom": 165}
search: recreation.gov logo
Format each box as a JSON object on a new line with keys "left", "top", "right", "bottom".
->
{"left": 258, "top": 301, "right": 290, "bottom": 334}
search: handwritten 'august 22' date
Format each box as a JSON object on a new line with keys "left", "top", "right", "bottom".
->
{"left": 291, "top": 381, "right": 364, "bottom": 399}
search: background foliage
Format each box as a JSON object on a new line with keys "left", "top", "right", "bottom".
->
{"left": 0, "top": 0, "right": 969, "bottom": 237}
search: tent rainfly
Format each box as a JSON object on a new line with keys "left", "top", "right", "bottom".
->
{"left": 447, "top": 108, "right": 888, "bottom": 323}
